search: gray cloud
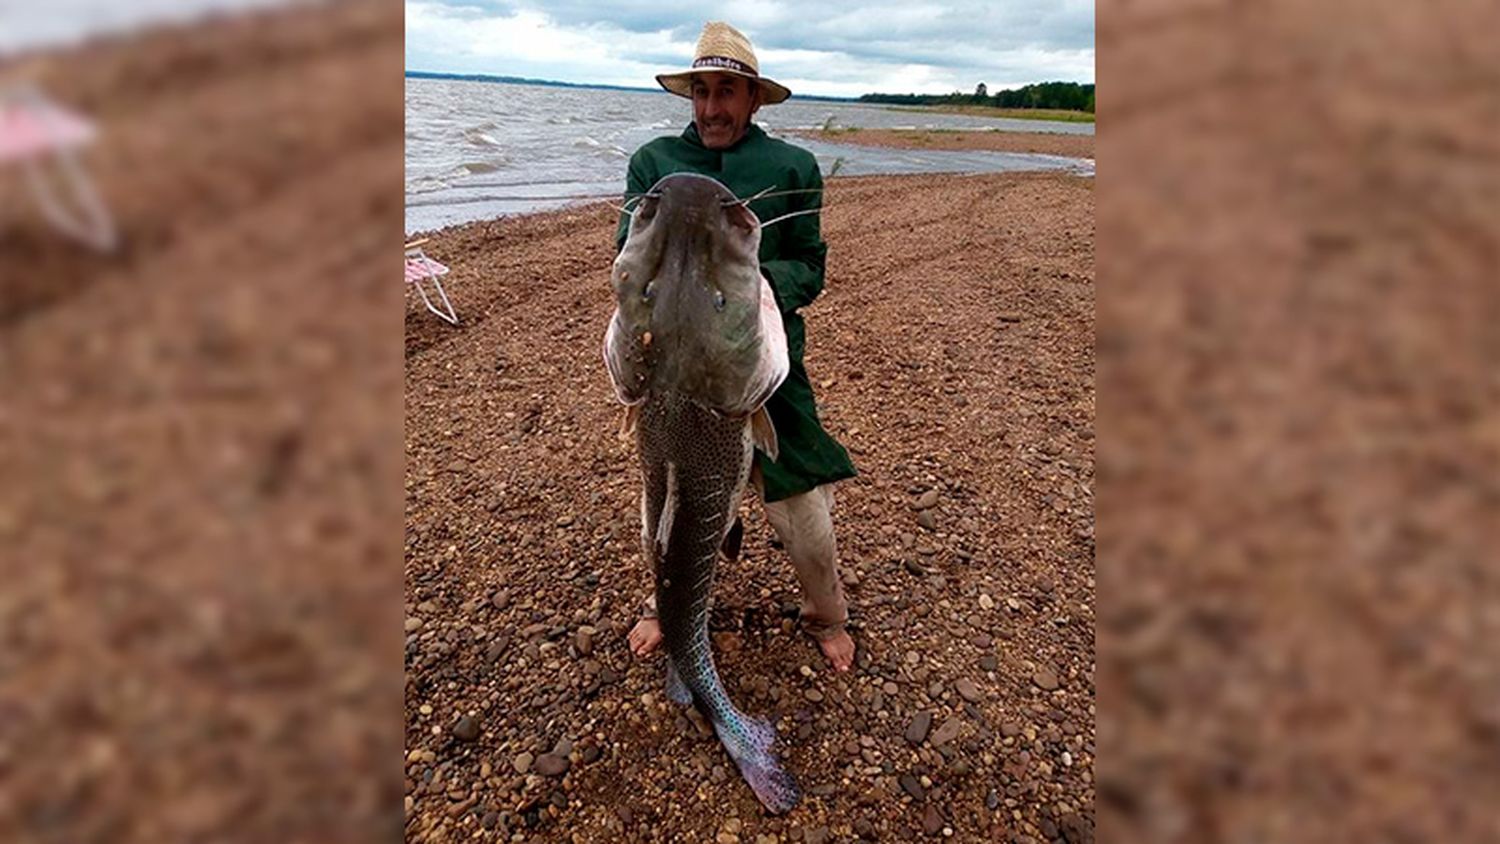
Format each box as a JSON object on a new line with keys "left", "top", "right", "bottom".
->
{"left": 408, "top": 1, "right": 1094, "bottom": 94}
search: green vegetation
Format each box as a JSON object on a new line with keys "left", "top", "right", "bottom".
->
{"left": 860, "top": 80, "right": 1094, "bottom": 117}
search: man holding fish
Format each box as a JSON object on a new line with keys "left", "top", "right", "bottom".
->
{"left": 613, "top": 21, "right": 858, "bottom": 674}
{"left": 603, "top": 19, "right": 856, "bottom": 812}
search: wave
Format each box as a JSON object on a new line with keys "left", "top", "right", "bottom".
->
{"left": 460, "top": 160, "right": 507, "bottom": 174}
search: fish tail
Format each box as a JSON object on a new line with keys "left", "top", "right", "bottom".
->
{"left": 711, "top": 710, "right": 800, "bottom": 814}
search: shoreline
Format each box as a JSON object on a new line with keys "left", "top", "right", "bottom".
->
{"left": 404, "top": 169, "right": 1096, "bottom": 839}
{"left": 788, "top": 127, "right": 1094, "bottom": 159}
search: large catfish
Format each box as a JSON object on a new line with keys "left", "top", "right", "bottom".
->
{"left": 603, "top": 172, "right": 798, "bottom": 812}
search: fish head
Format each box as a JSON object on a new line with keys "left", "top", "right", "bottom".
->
{"left": 612, "top": 173, "right": 782, "bottom": 411}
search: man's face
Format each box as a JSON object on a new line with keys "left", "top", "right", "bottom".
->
{"left": 692, "top": 72, "right": 760, "bottom": 150}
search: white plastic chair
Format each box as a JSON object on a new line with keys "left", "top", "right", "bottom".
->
{"left": 404, "top": 239, "right": 458, "bottom": 324}
{"left": 1, "top": 84, "right": 117, "bottom": 252}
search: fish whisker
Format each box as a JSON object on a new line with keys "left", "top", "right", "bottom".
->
{"left": 739, "top": 188, "right": 826, "bottom": 202}
{"left": 722, "top": 185, "right": 779, "bottom": 208}
{"left": 757, "top": 207, "right": 823, "bottom": 229}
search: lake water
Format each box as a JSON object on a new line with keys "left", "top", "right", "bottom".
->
{"left": 405, "top": 78, "right": 1094, "bottom": 234}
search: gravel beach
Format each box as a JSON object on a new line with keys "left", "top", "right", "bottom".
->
{"left": 405, "top": 170, "right": 1096, "bottom": 842}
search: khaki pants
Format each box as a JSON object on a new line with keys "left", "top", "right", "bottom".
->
{"left": 642, "top": 483, "right": 848, "bottom": 639}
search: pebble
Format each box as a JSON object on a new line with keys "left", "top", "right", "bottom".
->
{"left": 1001, "top": 722, "right": 1021, "bottom": 738}
{"left": 1033, "top": 666, "right": 1060, "bottom": 691}
{"left": 955, "top": 678, "right": 982, "bottom": 702}
{"left": 979, "top": 654, "right": 999, "bottom": 672}
{"left": 855, "top": 817, "right": 876, "bottom": 839}
{"left": 452, "top": 715, "right": 479, "bottom": 742}
{"left": 899, "top": 773, "right": 925, "bottom": 800}
{"left": 930, "top": 716, "right": 963, "bottom": 747}
{"left": 905, "top": 711, "right": 933, "bottom": 744}
{"left": 804, "top": 827, "right": 830, "bottom": 844}
{"left": 882, "top": 681, "right": 899, "bottom": 696}
{"left": 978, "top": 594, "right": 995, "bottom": 611}
{"left": 404, "top": 617, "right": 423, "bottom": 633}
{"left": 804, "top": 689, "right": 824, "bottom": 702}
{"left": 915, "top": 490, "right": 940, "bottom": 509}
{"left": 490, "top": 590, "right": 511, "bottom": 610}
{"left": 922, "top": 804, "right": 943, "bottom": 836}
{"left": 916, "top": 510, "right": 937, "bottom": 531}
{"left": 535, "top": 753, "right": 570, "bottom": 776}
{"left": 576, "top": 628, "right": 593, "bottom": 655}
{"left": 513, "top": 752, "right": 534, "bottom": 774}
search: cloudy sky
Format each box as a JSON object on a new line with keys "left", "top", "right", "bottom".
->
{"left": 406, "top": 1, "right": 1094, "bottom": 99}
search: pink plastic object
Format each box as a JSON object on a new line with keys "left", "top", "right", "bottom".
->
{"left": 1, "top": 86, "right": 116, "bottom": 251}
{"left": 404, "top": 248, "right": 459, "bottom": 324}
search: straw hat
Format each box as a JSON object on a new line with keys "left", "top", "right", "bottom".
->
{"left": 656, "top": 21, "right": 792, "bottom": 105}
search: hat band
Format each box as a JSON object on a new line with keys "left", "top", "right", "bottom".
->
{"left": 692, "top": 55, "right": 756, "bottom": 76}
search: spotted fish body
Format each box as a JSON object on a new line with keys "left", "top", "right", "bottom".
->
{"left": 603, "top": 172, "right": 795, "bottom": 812}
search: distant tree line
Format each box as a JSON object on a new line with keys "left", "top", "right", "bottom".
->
{"left": 859, "top": 81, "right": 1094, "bottom": 113}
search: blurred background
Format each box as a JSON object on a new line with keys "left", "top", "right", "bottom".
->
{"left": 1098, "top": 0, "right": 1498, "bottom": 842}
{"left": 1, "top": 1, "right": 404, "bottom": 841}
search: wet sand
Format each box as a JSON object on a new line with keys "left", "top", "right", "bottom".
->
{"left": 404, "top": 171, "right": 1095, "bottom": 841}
{"left": 789, "top": 128, "right": 1094, "bottom": 159}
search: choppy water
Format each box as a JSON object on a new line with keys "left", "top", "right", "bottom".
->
{"left": 405, "top": 78, "right": 1094, "bottom": 233}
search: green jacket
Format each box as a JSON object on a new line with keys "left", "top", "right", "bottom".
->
{"left": 615, "top": 122, "right": 856, "bottom": 502}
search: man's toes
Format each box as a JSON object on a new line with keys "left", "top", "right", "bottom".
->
{"left": 628, "top": 619, "right": 663, "bottom": 657}
{"left": 819, "top": 632, "right": 855, "bottom": 672}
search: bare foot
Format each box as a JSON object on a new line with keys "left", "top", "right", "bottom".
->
{"left": 817, "top": 629, "right": 856, "bottom": 672}
{"left": 628, "top": 617, "right": 662, "bottom": 657}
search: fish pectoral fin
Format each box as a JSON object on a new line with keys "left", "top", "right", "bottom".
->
{"left": 720, "top": 516, "right": 744, "bottom": 562}
{"left": 618, "top": 404, "right": 640, "bottom": 441}
{"left": 750, "top": 406, "right": 780, "bottom": 462}
{"left": 656, "top": 462, "right": 678, "bottom": 557}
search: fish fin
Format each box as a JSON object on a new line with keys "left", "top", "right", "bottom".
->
{"left": 750, "top": 406, "right": 779, "bottom": 462}
{"left": 656, "top": 462, "right": 677, "bottom": 557}
{"left": 714, "top": 713, "right": 799, "bottom": 813}
{"left": 665, "top": 662, "right": 692, "bottom": 705}
{"left": 617, "top": 404, "right": 639, "bottom": 441}
{"left": 720, "top": 516, "right": 744, "bottom": 562}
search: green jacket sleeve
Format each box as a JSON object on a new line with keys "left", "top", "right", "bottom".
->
{"left": 759, "top": 165, "right": 827, "bottom": 314}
